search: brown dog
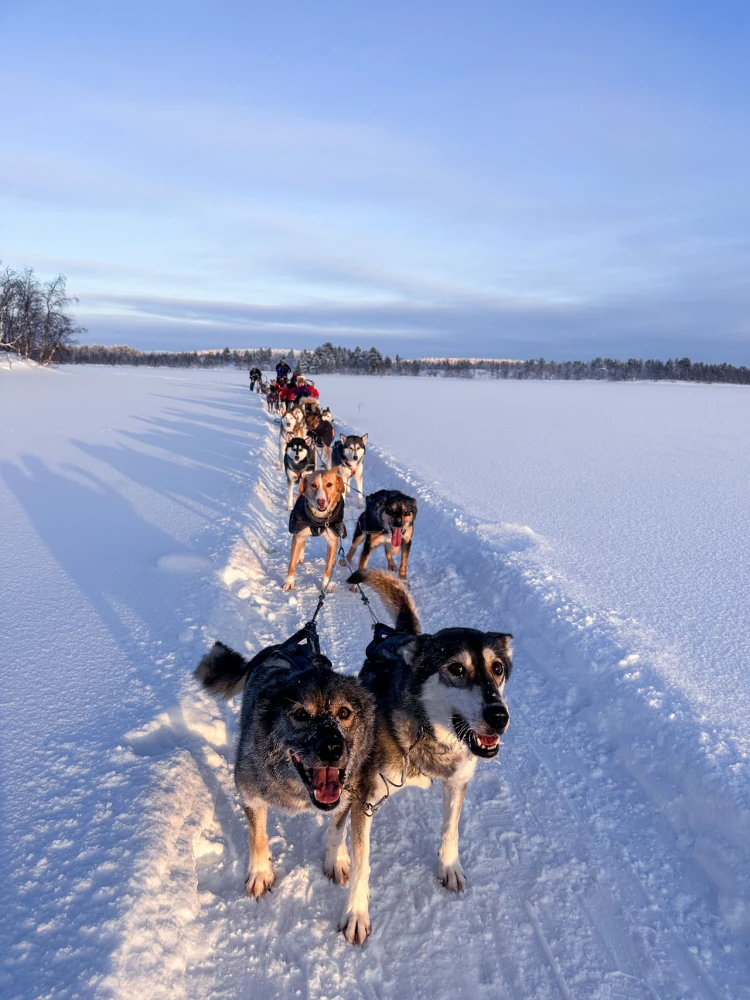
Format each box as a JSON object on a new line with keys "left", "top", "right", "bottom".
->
{"left": 282, "top": 468, "right": 347, "bottom": 592}
{"left": 306, "top": 411, "right": 335, "bottom": 469}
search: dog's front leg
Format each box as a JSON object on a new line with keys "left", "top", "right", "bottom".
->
{"left": 321, "top": 532, "right": 338, "bottom": 591}
{"left": 357, "top": 532, "right": 384, "bottom": 571}
{"left": 282, "top": 533, "right": 306, "bottom": 590}
{"left": 340, "top": 801, "right": 373, "bottom": 944}
{"left": 383, "top": 540, "right": 397, "bottom": 572}
{"left": 324, "top": 802, "right": 351, "bottom": 884}
{"left": 438, "top": 782, "right": 468, "bottom": 892}
{"left": 354, "top": 466, "right": 365, "bottom": 507}
{"left": 399, "top": 530, "right": 413, "bottom": 580}
{"left": 345, "top": 528, "right": 362, "bottom": 565}
{"left": 243, "top": 804, "right": 275, "bottom": 898}
{"left": 286, "top": 474, "right": 296, "bottom": 510}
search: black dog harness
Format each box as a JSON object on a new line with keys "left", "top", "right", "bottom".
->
{"left": 289, "top": 494, "right": 347, "bottom": 538}
{"left": 285, "top": 452, "right": 314, "bottom": 481}
{"left": 309, "top": 421, "right": 334, "bottom": 448}
{"left": 248, "top": 620, "right": 330, "bottom": 674}
{"left": 365, "top": 622, "right": 415, "bottom": 661}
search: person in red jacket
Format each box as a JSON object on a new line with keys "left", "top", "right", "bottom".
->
{"left": 279, "top": 382, "right": 297, "bottom": 408}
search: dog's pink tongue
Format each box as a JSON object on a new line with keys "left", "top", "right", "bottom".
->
{"left": 391, "top": 527, "right": 402, "bottom": 547}
{"left": 476, "top": 734, "right": 499, "bottom": 748}
{"left": 312, "top": 766, "right": 342, "bottom": 804}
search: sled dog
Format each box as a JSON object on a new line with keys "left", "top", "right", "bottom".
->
{"left": 283, "top": 435, "right": 315, "bottom": 509}
{"left": 346, "top": 489, "right": 417, "bottom": 580}
{"left": 279, "top": 411, "right": 306, "bottom": 468}
{"left": 333, "top": 569, "right": 513, "bottom": 944}
{"left": 283, "top": 468, "right": 346, "bottom": 591}
{"left": 331, "top": 433, "right": 368, "bottom": 508}
{"left": 306, "top": 411, "right": 335, "bottom": 470}
{"left": 195, "top": 633, "right": 375, "bottom": 900}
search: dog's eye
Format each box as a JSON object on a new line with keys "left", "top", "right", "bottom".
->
{"left": 292, "top": 707, "right": 310, "bottom": 722}
{"left": 337, "top": 706, "right": 352, "bottom": 721}
{"left": 491, "top": 662, "right": 505, "bottom": 678}
{"left": 446, "top": 662, "right": 465, "bottom": 678}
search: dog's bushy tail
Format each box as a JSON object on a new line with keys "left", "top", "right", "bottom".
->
{"left": 347, "top": 569, "right": 421, "bottom": 634}
{"left": 195, "top": 641, "right": 249, "bottom": 699}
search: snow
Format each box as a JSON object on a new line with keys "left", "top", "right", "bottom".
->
{"left": 1, "top": 365, "right": 749, "bottom": 999}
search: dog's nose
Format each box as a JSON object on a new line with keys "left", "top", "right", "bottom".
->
{"left": 483, "top": 703, "right": 509, "bottom": 733}
{"left": 316, "top": 733, "right": 344, "bottom": 763}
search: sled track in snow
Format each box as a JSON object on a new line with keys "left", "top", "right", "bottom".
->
{"left": 120, "top": 390, "right": 750, "bottom": 1000}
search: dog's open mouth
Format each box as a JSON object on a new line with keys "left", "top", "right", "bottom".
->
{"left": 316, "top": 498, "right": 328, "bottom": 512}
{"left": 391, "top": 527, "right": 402, "bottom": 547}
{"left": 291, "top": 753, "right": 345, "bottom": 810}
{"left": 452, "top": 714, "right": 501, "bottom": 759}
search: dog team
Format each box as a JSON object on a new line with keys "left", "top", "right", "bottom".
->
{"left": 194, "top": 363, "right": 513, "bottom": 945}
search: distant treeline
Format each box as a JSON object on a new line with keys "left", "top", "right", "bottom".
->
{"left": 60, "top": 341, "right": 750, "bottom": 385}
{"left": 1, "top": 265, "right": 84, "bottom": 364}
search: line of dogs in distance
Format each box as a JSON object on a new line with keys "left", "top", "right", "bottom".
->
{"left": 275, "top": 391, "right": 417, "bottom": 595}
{"left": 193, "top": 376, "right": 513, "bottom": 945}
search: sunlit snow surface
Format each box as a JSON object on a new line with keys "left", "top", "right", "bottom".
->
{"left": 1, "top": 366, "right": 749, "bottom": 1000}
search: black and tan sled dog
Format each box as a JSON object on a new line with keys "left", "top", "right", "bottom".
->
{"left": 333, "top": 569, "right": 513, "bottom": 944}
{"left": 195, "top": 625, "right": 375, "bottom": 900}
{"left": 346, "top": 489, "right": 417, "bottom": 581}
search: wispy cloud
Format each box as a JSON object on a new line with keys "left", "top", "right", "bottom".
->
{"left": 2, "top": 1, "right": 749, "bottom": 362}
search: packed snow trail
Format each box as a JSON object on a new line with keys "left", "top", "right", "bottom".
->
{"left": 1, "top": 367, "right": 748, "bottom": 999}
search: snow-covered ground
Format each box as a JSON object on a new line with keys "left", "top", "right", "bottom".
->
{"left": 1, "top": 365, "right": 749, "bottom": 999}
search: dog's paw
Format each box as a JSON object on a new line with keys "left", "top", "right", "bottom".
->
{"left": 281, "top": 578, "right": 295, "bottom": 591}
{"left": 323, "top": 852, "right": 350, "bottom": 885}
{"left": 340, "top": 907, "right": 371, "bottom": 945}
{"left": 438, "top": 861, "right": 466, "bottom": 893}
{"left": 349, "top": 584, "right": 360, "bottom": 593}
{"left": 246, "top": 866, "right": 275, "bottom": 899}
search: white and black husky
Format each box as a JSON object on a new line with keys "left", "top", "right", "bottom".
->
{"left": 331, "top": 433, "right": 368, "bottom": 508}
{"left": 283, "top": 435, "right": 315, "bottom": 509}
{"left": 333, "top": 569, "right": 513, "bottom": 945}
{"left": 279, "top": 410, "right": 305, "bottom": 468}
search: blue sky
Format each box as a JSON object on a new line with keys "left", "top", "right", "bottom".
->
{"left": 1, "top": 0, "right": 749, "bottom": 361}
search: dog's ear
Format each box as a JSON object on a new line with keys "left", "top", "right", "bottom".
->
{"left": 398, "top": 637, "right": 423, "bottom": 665}
{"left": 340, "top": 432, "right": 347, "bottom": 443}
{"left": 487, "top": 632, "right": 513, "bottom": 653}
{"left": 286, "top": 431, "right": 294, "bottom": 442}
{"left": 487, "top": 632, "right": 513, "bottom": 677}
{"left": 361, "top": 433, "right": 368, "bottom": 445}
{"left": 329, "top": 467, "right": 345, "bottom": 494}
{"left": 305, "top": 436, "right": 313, "bottom": 446}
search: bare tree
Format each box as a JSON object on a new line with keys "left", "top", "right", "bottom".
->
{"left": 0, "top": 264, "right": 84, "bottom": 363}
